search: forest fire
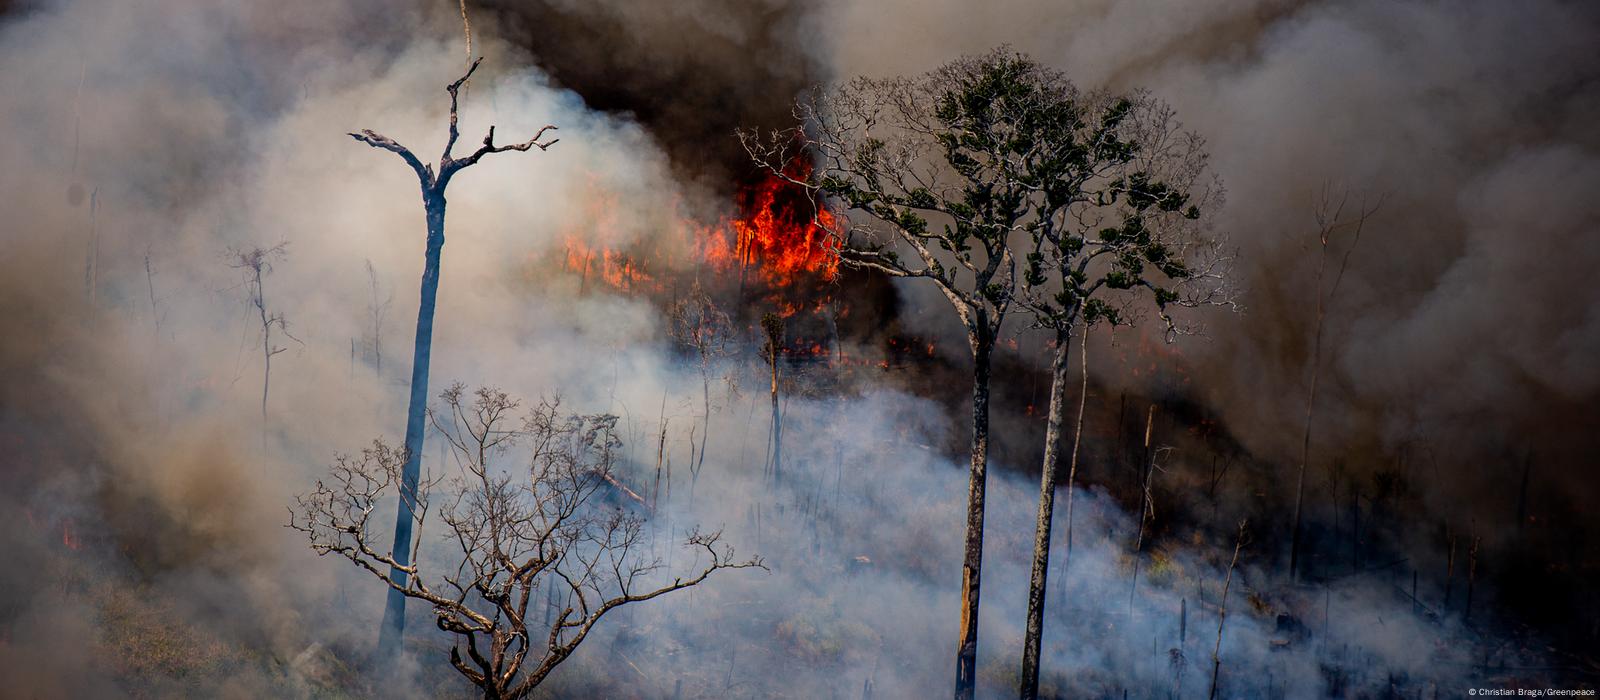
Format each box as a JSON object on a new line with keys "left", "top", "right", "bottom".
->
{"left": 562, "top": 160, "right": 839, "bottom": 297}
{"left": 700, "top": 161, "right": 840, "bottom": 286}
{"left": 7, "top": 2, "right": 1597, "bottom": 697}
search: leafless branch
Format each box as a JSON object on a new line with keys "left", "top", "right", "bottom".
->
{"left": 291, "top": 385, "right": 762, "bottom": 698}
{"left": 349, "top": 58, "right": 558, "bottom": 194}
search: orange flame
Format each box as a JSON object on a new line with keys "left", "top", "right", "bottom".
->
{"left": 702, "top": 161, "right": 840, "bottom": 285}
{"left": 562, "top": 159, "right": 839, "bottom": 295}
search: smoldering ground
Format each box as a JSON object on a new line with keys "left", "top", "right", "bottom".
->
{"left": 0, "top": 0, "right": 1597, "bottom": 697}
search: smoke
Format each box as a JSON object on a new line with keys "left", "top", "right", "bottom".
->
{"left": 0, "top": 0, "right": 1595, "bottom": 696}
{"left": 475, "top": 0, "right": 822, "bottom": 189}
{"left": 472, "top": 0, "right": 1600, "bottom": 507}
{"left": 803, "top": 0, "right": 1600, "bottom": 496}
{"left": 0, "top": 0, "right": 713, "bottom": 693}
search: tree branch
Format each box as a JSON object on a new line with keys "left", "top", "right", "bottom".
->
{"left": 349, "top": 129, "right": 433, "bottom": 186}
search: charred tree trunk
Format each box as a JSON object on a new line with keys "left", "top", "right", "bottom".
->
{"left": 356, "top": 58, "right": 559, "bottom": 660}
{"left": 1209, "top": 520, "right": 1248, "bottom": 700}
{"left": 378, "top": 195, "right": 446, "bottom": 657}
{"left": 955, "top": 321, "right": 994, "bottom": 700}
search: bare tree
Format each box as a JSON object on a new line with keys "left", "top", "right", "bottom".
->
{"left": 759, "top": 312, "right": 784, "bottom": 487}
{"left": 1288, "top": 188, "right": 1378, "bottom": 581}
{"left": 228, "top": 243, "right": 297, "bottom": 424}
{"left": 349, "top": 57, "right": 559, "bottom": 657}
{"left": 364, "top": 259, "right": 392, "bottom": 373}
{"left": 668, "top": 283, "right": 734, "bottom": 497}
{"left": 1209, "top": 520, "right": 1249, "bottom": 700}
{"left": 291, "top": 385, "right": 762, "bottom": 698}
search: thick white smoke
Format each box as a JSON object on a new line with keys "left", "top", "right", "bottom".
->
{"left": 0, "top": 0, "right": 1594, "bottom": 696}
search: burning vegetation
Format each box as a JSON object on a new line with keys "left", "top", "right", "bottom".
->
{"left": 562, "top": 158, "right": 840, "bottom": 301}
{"left": 3, "top": 1, "right": 1599, "bottom": 699}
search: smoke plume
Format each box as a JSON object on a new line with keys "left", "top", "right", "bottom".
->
{"left": 0, "top": 0, "right": 1596, "bottom": 696}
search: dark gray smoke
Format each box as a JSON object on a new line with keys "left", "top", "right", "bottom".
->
{"left": 1, "top": 0, "right": 1595, "bottom": 696}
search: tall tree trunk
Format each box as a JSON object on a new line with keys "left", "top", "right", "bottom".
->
{"left": 1209, "top": 520, "right": 1247, "bottom": 700}
{"left": 1019, "top": 328, "right": 1076, "bottom": 699}
{"left": 699, "top": 371, "right": 711, "bottom": 474}
{"left": 378, "top": 192, "right": 446, "bottom": 658}
{"left": 1135, "top": 405, "right": 1157, "bottom": 552}
{"left": 1292, "top": 199, "right": 1368, "bottom": 581}
{"left": 954, "top": 323, "right": 993, "bottom": 700}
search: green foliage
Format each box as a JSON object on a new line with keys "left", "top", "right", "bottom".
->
{"left": 1083, "top": 297, "right": 1122, "bottom": 325}
{"left": 790, "top": 47, "right": 1216, "bottom": 336}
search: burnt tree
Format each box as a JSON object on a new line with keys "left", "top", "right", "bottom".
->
{"left": 228, "top": 242, "right": 298, "bottom": 427}
{"left": 349, "top": 57, "right": 559, "bottom": 658}
{"left": 1288, "top": 188, "right": 1376, "bottom": 581}
{"left": 669, "top": 283, "right": 734, "bottom": 497}
{"left": 291, "top": 385, "right": 762, "bottom": 698}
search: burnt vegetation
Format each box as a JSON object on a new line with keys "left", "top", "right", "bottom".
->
{"left": 291, "top": 385, "right": 762, "bottom": 698}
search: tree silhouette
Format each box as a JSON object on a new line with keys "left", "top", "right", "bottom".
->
{"left": 348, "top": 57, "right": 558, "bottom": 660}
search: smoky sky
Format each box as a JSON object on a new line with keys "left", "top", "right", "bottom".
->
{"left": 490, "top": 0, "right": 1600, "bottom": 504}
{"left": 1, "top": 0, "right": 1597, "bottom": 696}
{"left": 477, "top": 0, "right": 822, "bottom": 189}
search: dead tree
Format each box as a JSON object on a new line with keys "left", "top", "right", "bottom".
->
{"left": 1135, "top": 407, "right": 1165, "bottom": 553}
{"left": 364, "top": 259, "right": 392, "bottom": 373}
{"left": 1209, "top": 520, "right": 1249, "bottom": 700}
{"left": 291, "top": 385, "right": 762, "bottom": 698}
{"left": 760, "top": 312, "right": 784, "bottom": 487}
{"left": 349, "top": 57, "right": 558, "bottom": 657}
{"left": 228, "top": 243, "right": 295, "bottom": 423}
{"left": 669, "top": 283, "right": 734, "bottom": 497}
{"left": 1289, "top": 188, "right": 1377, "bottom": 581}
